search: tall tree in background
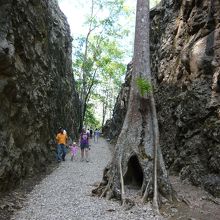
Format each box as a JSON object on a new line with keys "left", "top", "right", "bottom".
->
{"left": 74, "top": 36, "right": 126, "bottom": 129}
{"left": 93, "top": 0, "right": 173, "bottom": 212}
{"left": 73, "top": 0, "right": 131, "bottom": 130}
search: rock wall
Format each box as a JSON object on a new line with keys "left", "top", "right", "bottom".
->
{"left": 0, "top": 0, "right": 80, "bottom": 191}
{"left": 104, "top": 0, "right": 220, "bottom": 197}
{"left": 102, "top": 62, "right": 132, "bottom": 143}
{"left": 151, "top": 0, "right": 220, "bottom": 197}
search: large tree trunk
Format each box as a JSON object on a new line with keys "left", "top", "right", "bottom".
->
{"left": 93, "top": 0, "right": 173, "bottom": 209}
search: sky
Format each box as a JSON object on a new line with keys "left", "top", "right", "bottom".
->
{"left": 57, "top": 0, "right": 159, "bottom": 61}
{"left": 57, "top": 0, "right": 158, "bottom": 60}
{"left": 58, "top": 0, "right": 136, "bottom": 36}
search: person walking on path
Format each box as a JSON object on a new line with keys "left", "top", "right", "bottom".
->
{"left": 90, "top": 129, "right": 93, "bottom": 139}
{"left": 94, "top": 128, "right": 100, "bottom": 143}
{"left": 56, "top": 127, "right": 68, "bottom": 162}
{"left": 69, "top": 142, "right": 78, "bottom": 161}
{"left": 79, "top": 128, "right": 90, "bottom": 162}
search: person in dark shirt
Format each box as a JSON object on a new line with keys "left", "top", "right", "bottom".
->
{"left": 79, "top": 129, "right": 90, "bottom": 162}
{"left": 90, "top": 129, "right": 93, "bottom": 138}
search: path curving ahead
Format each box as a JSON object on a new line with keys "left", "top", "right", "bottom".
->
{"left": 12, "top": 138, "right": 162, "bottom": 220}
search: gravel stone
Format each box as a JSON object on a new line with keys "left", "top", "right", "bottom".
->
{"left": 12, "top": 138, "right": 163, "bottom": 220}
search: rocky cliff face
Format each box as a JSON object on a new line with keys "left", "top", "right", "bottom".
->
{"left": 0, "top": 0, "right": 80, "bottom": 191}
{"left": 105, "top": 0, "right": 220, "bottom": 197}
{"left": 102, "top": 62, "right": 132, "bottom": 143}
{"left": 151, "top": 0, "right": 220, "bottom": 197}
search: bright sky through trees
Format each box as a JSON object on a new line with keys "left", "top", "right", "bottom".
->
{"left": 58, "top": 0, "right": 136, "bottom": 65}
{"left": 57, "top": 0, "right": 160, "bottom": 127}
{"left": 58, "top": 0, "right": 136, "bottom": 35}
{"left": 58, "top": 0, "right": 159, "bottom": 63}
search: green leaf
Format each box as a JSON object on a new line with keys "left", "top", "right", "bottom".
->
{"left": 136, "top": 77, "right": 152, "bottom": 96}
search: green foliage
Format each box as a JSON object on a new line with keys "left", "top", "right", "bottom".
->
{"left": 136, "top": 77, "right": 152, "bottom": 96}
{"left": 72, "top": 0, "right": 134, "bottom": 127}
{"left": 84, "top": 104, "right": 101, "bottom": 128}
{"left": 73, "top": 36, "right": 126, "bottom": 93}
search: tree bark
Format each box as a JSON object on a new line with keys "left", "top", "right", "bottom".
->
{"left": 79, "top": 0, "right": 97, "bottom": 130}
{"left": 93, "top": 0, "right": 173, "bottom": 210}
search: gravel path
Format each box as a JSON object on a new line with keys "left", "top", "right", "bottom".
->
{"left": 12, "top": 138, "right": 163, "bottom": 220}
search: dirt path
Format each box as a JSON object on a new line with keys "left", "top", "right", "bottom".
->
{"left": 3, "top": 137, "right": 219, "bottom": 220}
{"left": 11, "top": 138, "right": 162, "bottom": 220}
{"left": 162, "top": 176, "right": 220, "bottom": 220}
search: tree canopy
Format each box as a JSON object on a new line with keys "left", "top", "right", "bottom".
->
{"left": 72, "top": 0, "right": 134, "bottom": 129}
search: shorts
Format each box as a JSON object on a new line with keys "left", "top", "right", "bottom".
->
{"left": 80, "top": 143, "right": 89, "bottom": 149}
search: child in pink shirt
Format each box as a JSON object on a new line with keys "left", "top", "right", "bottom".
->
{"left": 69, "top": 142, "right": 78, "bottom": 161}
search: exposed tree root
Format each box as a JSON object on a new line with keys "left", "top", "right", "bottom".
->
{"left": 141, "top": 177, "right": 152, "bottom": 203}
{"left": 91, "top": 184, "right": 105, "bottom": 196}
{"left": 119, "top": 157, "right": 125, "bottom": 206}
{"left": 177, "top": 194, "right": 191, "bottom": 207}
{"left": 92, "top": 164, "right": 111, "bottom": 197}
{"left": 100, "top": 182, "right": 110, "bottom": 198}
{"left": 122, "top": 198, "right": 135, "bottom": 210}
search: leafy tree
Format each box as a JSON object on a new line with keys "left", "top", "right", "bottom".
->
{"left": 72, "top": 0, "right": 131, "bottom": 129}
{"left": 84, "top": 103, "right": 101, "bottom": 128}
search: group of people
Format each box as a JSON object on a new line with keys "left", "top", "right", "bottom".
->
{"left": 87, "top": 128, "right": 100, "bottom": 143}
{"left": 55, "top": 127, "right": 100, "bottom": 163}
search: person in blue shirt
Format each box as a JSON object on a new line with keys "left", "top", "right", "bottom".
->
{"left": 94, "top": 128, "right": 100, "bottom": 143}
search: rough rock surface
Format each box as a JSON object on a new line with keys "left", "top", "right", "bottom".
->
{"left": 104, "top": 0, "right": 220, "bottom": 197}
{"left": 0, "top": 0, "right": 80, "bottom": 192}
{"left": 151, "top": 0, "right": 220, "bottom": 197}
{"left": 102, "top": 62, "right": 132, "bottom": 143}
